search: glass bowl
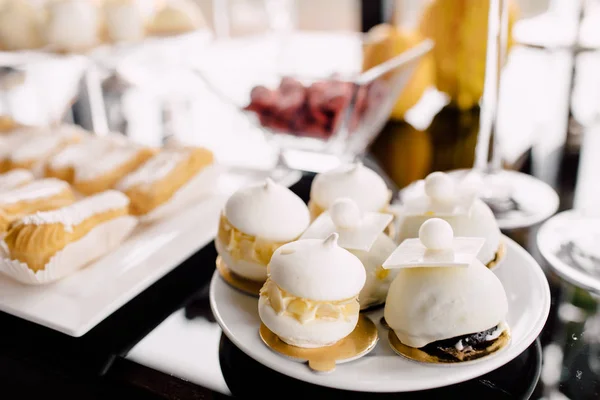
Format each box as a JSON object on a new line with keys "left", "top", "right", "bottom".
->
{"left": 193, "top": 33, "right": 433, "bottom": 170}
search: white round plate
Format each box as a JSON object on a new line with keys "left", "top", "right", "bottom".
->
{"left": 210, "top": 235, "right": 550, "bottom": 392}
{"left": 537, "top": 209, "right": 600, "bottom": 294}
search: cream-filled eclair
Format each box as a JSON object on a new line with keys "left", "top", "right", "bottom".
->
{"left": 4, "top": 190, "right": 131, "bottom": 272}
{"left": 383, "top": 219, "right": 510, "bottom": 363}
{"left": 397, "top": 171, "right": 502, "bottom": 267}
{"left": 0, "top": 178, "right": 75, "bottom": 233}
{"left": 6, "top": 125, "right": 83, "bottom": 173}
{"left": 259, "top": 233, "right": 366, "bottom": 348}
{"left": 0, "top": 169, "right": 34, "bottom": 192}
{"left": 44, "top": 132, "right": 127, "bottom": 183}
{"left": 216, "top": 178, "right": 310, "bottom": 283}
{"left": 72, "top": 144, "right": 155, "bottom": 195}
{"left": 116, "top": 145, "right": 214, "bottom": 216}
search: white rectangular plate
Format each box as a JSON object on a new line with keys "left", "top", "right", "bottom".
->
{"left": 0, "top": 170, "right": 301, "bottom": 337}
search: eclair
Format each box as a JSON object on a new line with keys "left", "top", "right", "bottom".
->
{"left": 72, "top": 144, "right": 155, "bottom": 195}
{"left": 4, "top": 190, "right": 131, "bottom": 272}
{"left": 116, "top": 145, "right": 214, "bottom": 216}
{"left": 0, "top": 178, "right": 75, "bottom": 232}
{"left": 44, "top": 133, "right": 126, "bottom": 183}
{"left": 0, "top": 169, "right": 34, "bottom": 192}
{"left": 6, "top": 125, "right": 83, "bottom": 173}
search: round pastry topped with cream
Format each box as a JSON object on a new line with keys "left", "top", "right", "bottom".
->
{"left": 259, "top": 233, "right": 366, "bottom": 348}
{"left": 397, "top": 171, "right": 502, "bottom": 267}
{"left": 309, "top": 162, "right": 391, "bottom": 220}
{"left": 384, "top": 218, "right": 510, "bottom": 363}
{"left": 300, "top": 198, "right": 397, "bottom": 310}
{"left": 104, "top": 0, "right": 147, "bottom": 42}
{"left": 45, "top": 0, "right": 101, "bottom": 52}
{"left": 216, "top": 178, "right": 310, "bottom": 282}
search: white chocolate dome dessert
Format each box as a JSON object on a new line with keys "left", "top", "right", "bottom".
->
{"left": 45, "top": 0, "right": 101, "bottom": 52}
{"left": 397, "top": 171, "right": 502, "bottom": 266}
{"left": 216, "top": 178, "right": 310, "bottom": 282}
{"left": 0, "top": 0, "right": 44, "bottom": 51}
{"left": 309, "top": 162, "right": 391, "bottom": 220}
{"left": 104, "top": 0, "right": 147, "bottom": 42}
{"left": 383, "top": 218, "right": 510, "bottom": 363}
{"left": 259, "top": 233, "right": 366, "bottom": 348}
{"left": 301, "top": 198, "right": 397, "bottom": 309}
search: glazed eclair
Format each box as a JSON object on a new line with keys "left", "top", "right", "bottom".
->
{"left": 4, "top": 190, "right": 130, "bottom": 272}
{"left": 0, "top": 169, "right": 34, "bottom": 192}
{"left": 6, "top": 125, "right": 83, "bottom": 172}
{"left": 116, "top": 146, "right": 214, "bottom": 216}
{"left": 73, "top": 144, "right": 155, "bottom": 195}
{"left": 44, "top": 133, "right": 126, "bottom": 183}
{"left": 0, "top": 178, "right": 75, "bottom": 232}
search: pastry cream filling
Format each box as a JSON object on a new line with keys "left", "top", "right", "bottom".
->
{"left": 375, "top": 265, "right": 389, "bottom": 280}
{"left": 217, "top": 214, "right": 286, "bottom": 266}
{"left": 260, "top": 278, "right": 359, "bottom": 324}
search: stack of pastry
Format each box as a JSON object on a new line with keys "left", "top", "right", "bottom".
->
{"left": 0, "top": 124, "right": 217, "bottom": 284}
{"left": 0, "top": 0, "right": 208, "bottom": 52}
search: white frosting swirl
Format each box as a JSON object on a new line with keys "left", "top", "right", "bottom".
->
{"left": 310, "top": 162, "right": 390, "bottom": 212}
{"left": 268, "top": 234, "right": 366, "bottom": 301}
{"left": 223, "top": 178, "right": 309, "bottom": 242}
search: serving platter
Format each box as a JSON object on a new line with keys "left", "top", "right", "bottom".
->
{"left": 210, "top": 234, "right": 551, "bottom": 392}
{"left": 0, "top": 169, "right": 301, "bottom": 337}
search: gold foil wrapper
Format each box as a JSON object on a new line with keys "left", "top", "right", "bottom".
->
{"left": 388, "top": 328, "right": 511, "bottom": 364}
{"left": 215, "top": 256, "right": 263, "bottom": 297}
{"left": 259, "top": 314, "right": 379, "bottom": 373}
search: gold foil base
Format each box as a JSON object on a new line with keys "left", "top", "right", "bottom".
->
{"left": 487, "top": 241, "right": 507, "bottom": 269}
{"left": 215, "top": 256, "right": 263, "bottom": 297}
{"left": 259, "top": 314, "right": 379, "bottom": 373}
{"left": 388, "top": 329, "right": 511, "bottom": 364}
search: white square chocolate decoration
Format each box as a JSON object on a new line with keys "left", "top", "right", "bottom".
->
{"left": 383, "top": 218, "right": 484, "bottom": 269}
{"left": 300, "top": 198, "right": 393, "bottom": 252}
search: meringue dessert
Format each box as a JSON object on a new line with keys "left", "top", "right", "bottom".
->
{"left": 116, "top": 145, "right": 214, "bottom": 216}
{"left": 4, "top": 190, "right": 132, "bottom": 272}
{"left": 72, "top": 144, "right": 155, "bottom": 195}
{"left": 383, "top": 218, "right": 510, "bottom": 363}
{"left": 216, "top": 179, "right": 310, "bottom": 283}
{"left": 0, "top": 169, "right": 34, "bottom": 192}
{"left": 301, "top": 198, "right": 396, "bottom": 310}
{"left": 0, "top": 0, "right": 44, "bottom": 51}
{"left": 104, "top": 0, "right": 147, "bottom": 42}
{"left": 148, "top": 0, "right": 206, "bottom": 36}
{"left": 45, "top": 0, "right": 102, "bottom": 52}
{"left": 397, "top": 171, "right": 502, "bottom": 267}
{"left": 309, "top": 162, "right": 392, "bottom": 220}
{"left": 259, "top": 233, "right": 366, "bottom": 348}
{"left": 0, "top": 178, "right": 75, "bottom": 233}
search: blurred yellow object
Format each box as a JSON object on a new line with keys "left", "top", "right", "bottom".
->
{"left": 418, "top": 0, "right": 519, "bottom": 110}
{"left": 362, "top": 24, "right": 435, "bottom": 121}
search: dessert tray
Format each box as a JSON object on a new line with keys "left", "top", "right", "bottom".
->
{"left": 210, "top": 234, "right": 551, "bottom": 392}
{"left": 0, "top": 169, "right": 300, "bottom": 337}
